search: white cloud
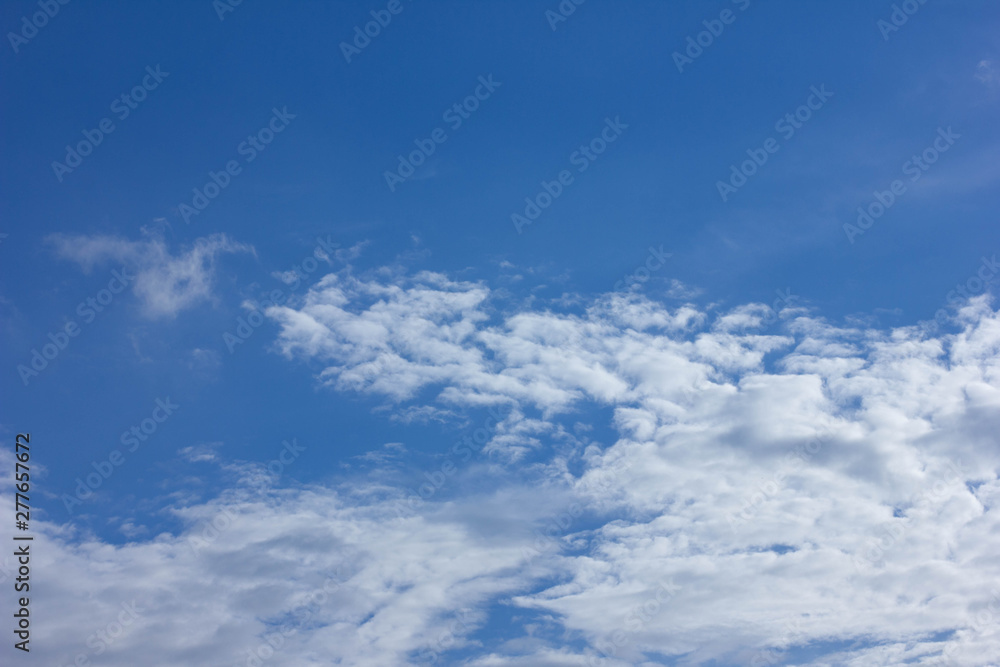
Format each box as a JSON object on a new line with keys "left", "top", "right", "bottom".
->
{"left": 49, "top": 231, "right": 253, "bottom": 318}
{"left": 975, "top": 59, "right": 997, "bottom": 85}
{"left": 4, "top": 471, "right": 541, "bottom": 666}
{"left": 262, "top": 269, "right": 1000, "bottom": 665}
{"left": 12, "top": 267, "right": 1000, "bottom": 666}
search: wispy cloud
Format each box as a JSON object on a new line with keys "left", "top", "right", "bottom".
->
{"left": 48, "top": 230, "right": 254, "bottom": 319}
{"left": 975, "top": 59, "right": 998, "bottom": 86}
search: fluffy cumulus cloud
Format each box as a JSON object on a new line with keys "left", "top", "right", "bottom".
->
{"left": 10, "top": 266, "right": 1000, "bottom": 666}
{"left": 48, "top": 231, "right": 254, "bottom": 318}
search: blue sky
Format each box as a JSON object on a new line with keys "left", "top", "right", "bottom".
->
{"left": 2, "top": 1, "right": 1000, "bottom": 665}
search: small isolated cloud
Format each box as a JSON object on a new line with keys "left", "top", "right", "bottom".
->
{"left": 188, "top": 347, "right": 222, "bottom": 371}
{"left": 975, "top": 59, "right": 997, "bottom": 85}
{"left": 353, "top": 441, "right": 409, "bottom": 464}
{"left": 388, "top": 404, "right": 463, "bottom": 425}
{"left": 178, "top": 443, "right": 222, "bottom": 463}
{"left": 48, "top": 230, "right": 254, "bottom": 318}
{"left": 665, "top": 278, "right": 702, "bottom": 299}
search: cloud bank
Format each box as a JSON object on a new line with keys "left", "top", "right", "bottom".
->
{"left": 10, "top": 266, "right": 1000, "bottom": 666}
